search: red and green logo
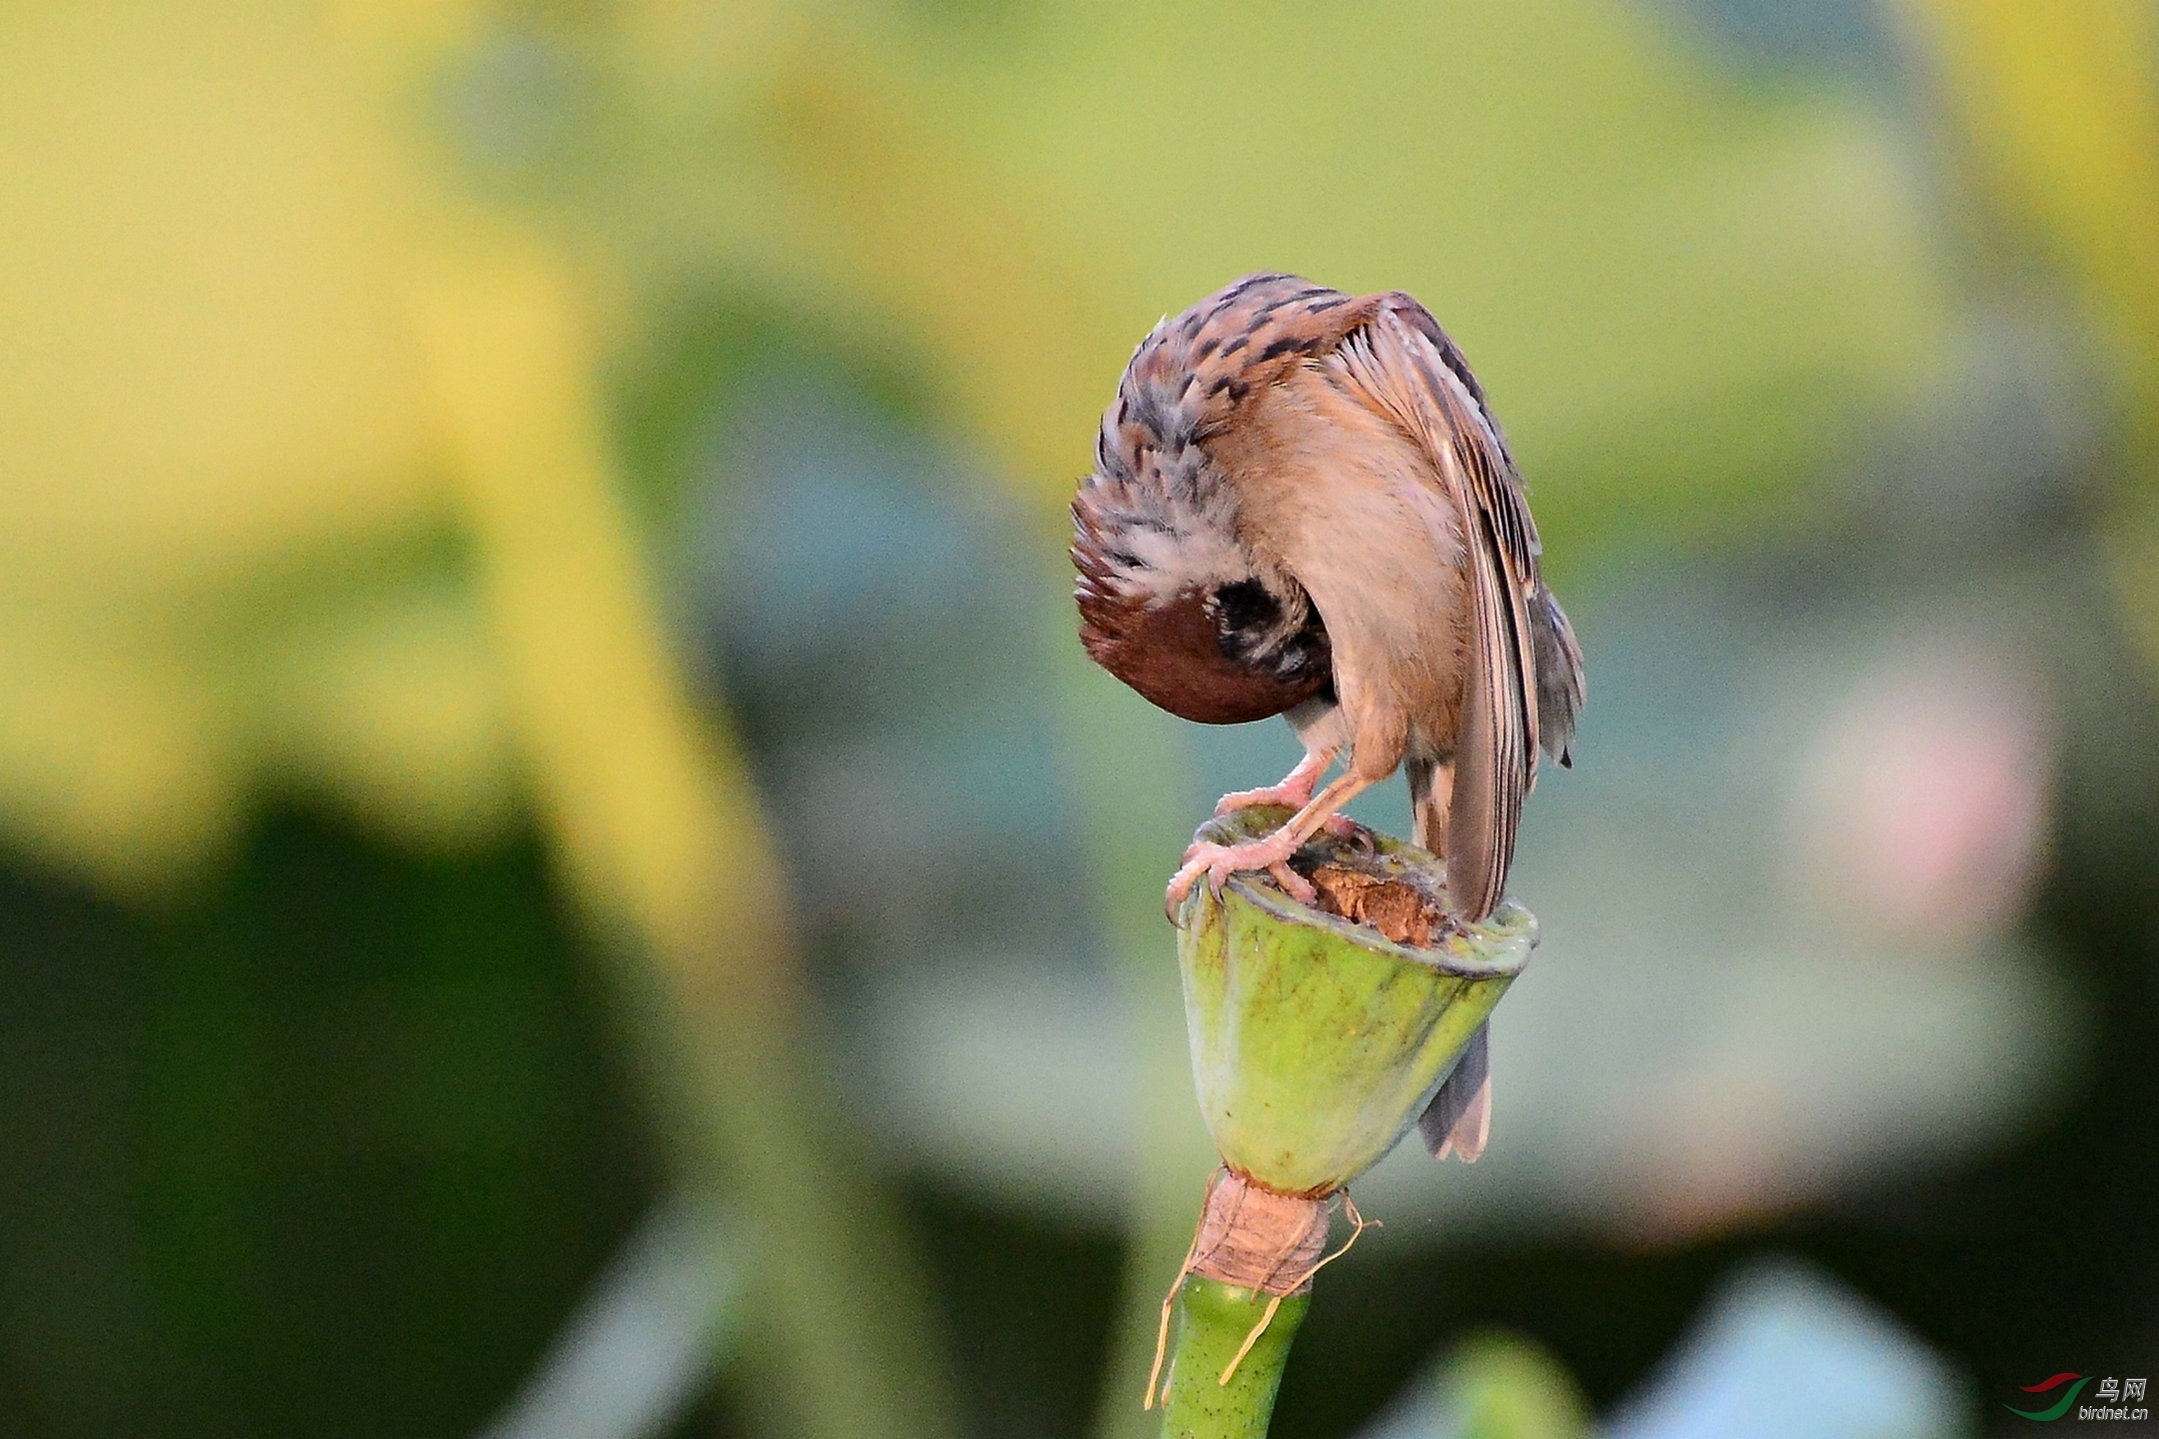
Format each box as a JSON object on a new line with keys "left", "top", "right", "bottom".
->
{"left": 2006, "top": 1373, "right": 2091, "bottom": 1421}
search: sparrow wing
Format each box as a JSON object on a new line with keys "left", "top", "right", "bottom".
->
{"left": 1330, "top": 298, "right": 1547, "bottom": 920}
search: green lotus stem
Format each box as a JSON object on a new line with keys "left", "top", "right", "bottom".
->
{"left": 1155, "top": 1277, "right": 1312, "bottom": 1439}
{"left": 1152, "top": 808, "right": 1538, "bottom": 1439}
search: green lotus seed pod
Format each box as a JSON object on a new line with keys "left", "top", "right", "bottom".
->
{"left": 1172, "top": 808, "right": 1536, "bottom": 1196}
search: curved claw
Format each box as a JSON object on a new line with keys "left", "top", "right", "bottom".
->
{"left": 1163, "top": 830, "right": 1319, "bottom": 919}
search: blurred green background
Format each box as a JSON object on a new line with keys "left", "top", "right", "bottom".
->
{"left": 1, "top": 2, "right": 2156, "bottom": 1437}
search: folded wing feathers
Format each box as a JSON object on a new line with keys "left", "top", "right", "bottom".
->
{"left": 1339, "top": 303, "right": 1544, "bottom": 920}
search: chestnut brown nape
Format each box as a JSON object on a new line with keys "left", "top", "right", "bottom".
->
{"left": 1077, "top": 582, "right": 1329, "bottom": 725}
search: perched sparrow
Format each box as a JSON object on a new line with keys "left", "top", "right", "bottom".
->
{"left": 1071, "top": 273, "right": 1584, "bottom": 1161}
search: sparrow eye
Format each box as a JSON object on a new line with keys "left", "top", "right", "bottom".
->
{"left": 1207, "top": 579, "right": 1332, "bottom": 691}
{"left": 1210, "top": 580, "right": 1281, "bottom": 634}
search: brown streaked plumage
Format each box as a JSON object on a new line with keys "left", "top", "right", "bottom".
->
{"left": 1070, "top": 272, "right": 1585, "bottom": 1163}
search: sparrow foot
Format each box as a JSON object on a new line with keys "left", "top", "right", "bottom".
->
{"left": 1213, "top": 778, "right": 1318, "bottom": 816}
{"left": 1212, "top": 747, "right": 1335, "bottom": 818}
{"left": 1165, "top": 827, "right": 1318, "bottom": 917}
{"left": 1322, "top": 814, "right": 1376, "bottom": 854}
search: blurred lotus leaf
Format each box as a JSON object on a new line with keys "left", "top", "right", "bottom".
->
{"left": 0, "top": 5, "right": 507, "bottom": 892}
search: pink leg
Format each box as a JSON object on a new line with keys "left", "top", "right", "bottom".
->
{"left": 1168, "top": 773, "right": 1375, "bottom": 915}
{"left": 1212, "top": 747, "right": 1336, "bottom": 817}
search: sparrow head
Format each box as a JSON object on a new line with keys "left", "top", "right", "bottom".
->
{"left": 1069, "top": 272, "right": 1372, "bottom": 726}
{"left": 1071, "top": 469, "right": 1332, "bottom": 725}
